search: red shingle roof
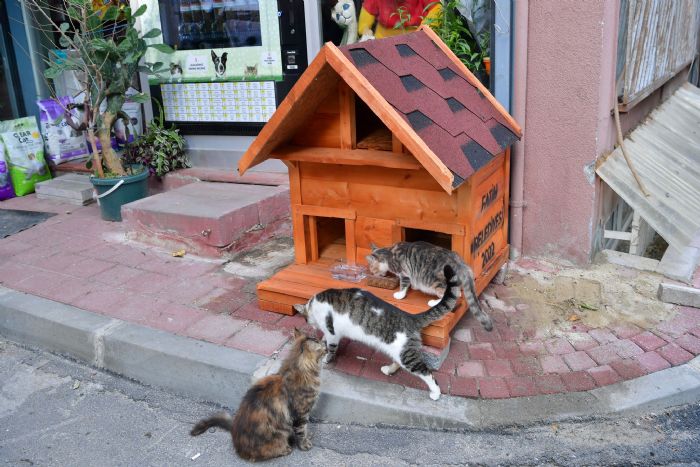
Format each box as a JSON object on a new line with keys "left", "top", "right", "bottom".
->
{"left": 342, "top": 30, "right": 520, "bottom": 185}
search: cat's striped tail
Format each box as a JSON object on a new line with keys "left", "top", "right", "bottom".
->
{"left": 411, "top": 265, "right": 460, "bottom": 328}
{"left": 190, "top": 411, "right": 233, "bottom": 436}
{"left": 464, "top": 271, "right": 493, "bottom": 331}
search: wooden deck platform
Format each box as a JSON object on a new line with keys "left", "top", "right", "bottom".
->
{"left": 257, "top": 258, "right": 469, "bottom": 348}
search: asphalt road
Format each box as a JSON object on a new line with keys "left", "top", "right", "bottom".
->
{"left": 1, "top": 338, "right": 699, "bottom": 466}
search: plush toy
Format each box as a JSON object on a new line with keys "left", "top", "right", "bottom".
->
{"left": 331, "top": 0, "right": 359, "bottom": 45}
{"left": 358, "top": 0, "right": 442, "bottom": 41}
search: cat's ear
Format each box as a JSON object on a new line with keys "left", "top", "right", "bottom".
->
{"left": 370, "top": 242, "right": 379, "bottom": 251}
{"left": 292, "top": 327, "right": 305, "bottom": 340}
{"left": 293, "top": 303, "right": 307, "bottom": 316}
{"left": 365, "top": 254, "right": 376, "bottom": 264}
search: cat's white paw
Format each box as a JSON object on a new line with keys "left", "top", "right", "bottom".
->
{"left": 381, "top": 364, "right": 399, "bottom": 376}
{"left": 393, "top": 290, "right": 407, "bottom": 300}
{"left": 323, "top": 353, "right": 335, "bottom": 364}
{"left": 429, "top": 391, "right": 441, "bottom": 401}
{"left": 427, "top": 298, "right": 441, "bottom": 307}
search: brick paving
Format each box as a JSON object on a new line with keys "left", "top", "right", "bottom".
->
{"left": 1, "top": 194, "right": 700, "bottom": 400}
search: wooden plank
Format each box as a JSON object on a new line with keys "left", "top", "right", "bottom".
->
{"left": 324, "top": 44, "right": 455, "bottom": 194}
{"left": 292, "top": 209, "right": 307, "bottom": 264}
{"left": 300, "top": 162, "right": 442, "bottom": 191}
{"left": 468, "top": 199, "right": 505, "bottom": 259}
{"left": 239, "top": 53, "right": 339, "bottom": 174}
{"left": 291, "top": 112, "right": 341, "bottom": 148}
{"left": 502, "top": 148, "right": 511, "bottom": 256}
{"left": 282, "top": 160, "right": 301, "bottom": 205}
{"left": 308, "top": 216, "right": 319, "bottom": 261}
{"left": 296, "top": 203, "right": 356, "bottom": 220}
{"left": 471, "top": 161, "right": 505, "bottom": 219}
{"left": 272, "top": 146, "right": 422, "bottom": 170}
{"left": 338, "top": 82, "right": 356, "bottom": 149}
{"left": 452, "top": 234, "right": 465, "bottom": 258}
{"left": 418, "top": 26, "right": 522, "bottom": 137}
{"left": 475, "top": 243, "right": 509, "bottom": 294}
{"left": 257, "top": 299, "right": 295, "bottom": 315}
{"left": 345, "top": 218, "right": 357, "bottom": 264}
{"left": 604, "top": 230, "right": 632, "bottom": 241}
{"left": 355, "top": 217, "right": 395, "bottom": 248}
{"left": 471, "top": 152, "right": 504, "bottom": 186}
{"left": 396, "top": 218, "right": 465, "bottom": 236}
{"left": 391, "top": 133, "right": 403, "bottom": 153}
{"left": 472, "top": 230, "right": 507, "bottom": 278}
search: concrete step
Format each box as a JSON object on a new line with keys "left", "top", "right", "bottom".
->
{"left": 122, "top": 181, "right": 291, "bottom": 258}
{"left": 35, "top": 173, "right": 95, "bottom": 205}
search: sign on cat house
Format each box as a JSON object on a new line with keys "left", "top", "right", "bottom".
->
{"left": 238, "top": 27, "right": 521, "bottom": 348}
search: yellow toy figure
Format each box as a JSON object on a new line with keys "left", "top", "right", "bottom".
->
{"left": 358, "top": 0, "right": 442, "bottom": 41}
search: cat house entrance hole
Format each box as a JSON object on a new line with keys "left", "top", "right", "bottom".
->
{"left": 355, "top": 99, "right": 392, "bottom": 151}
{"left": 309, "top": 216, "right": 346, "bottom": 260}
{"left": 403, "top": 228, "right": 452, "bottom": 250}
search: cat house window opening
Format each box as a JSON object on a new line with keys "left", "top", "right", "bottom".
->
{"left": 308, "top": 216, "right": 347, "bottom": 260}
{"left": 355, "top": 99, "right": 392, "bottom": 151}
{"left": 403, "top": 228, "right": 452, "bottom": 250}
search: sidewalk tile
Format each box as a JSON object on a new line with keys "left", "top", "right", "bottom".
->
{"left": 635, "top": 351, "right": 671, "bottom": 373}
{"left": 540, "top": 355, "right": 570, "bottom": 374}
{"left": 233, "top": 302, "right": 284, "bottom": 324}
{"left": 674, "top": 334, "right": 700, "bottom": 355}
{"left": 589, "top": 328, "right": 618, "bottom": 344}
{"left": 93, "top": 264, "right": 143, "bottom": 285}
{"left": 657, "top": 343, "right": 694, "bottom": 365}
{"left": 450, "top": 376, "right": 478, "bottom": 397}
{"left": 535, "top": 374, "right": 566, "bottom": 394}
{"left": 478, "top": 377, "right": 510, "bottom": 399}
{"left": 510, "top": 357, "right": 541, "bottom": 376}
{"left": 545, "top": 338, "right": 575, "bottom": 355}
{"left": 566, "top": 332, "right": 598, "bottom": 351}
{"left": 611, "top": 323, "right": 643, "bottom": 339}
{"left": 561, "top": 371, "right": 596, "bottom": 391}
{"left": 226, "top": 323, "right": 289, "bottom": 356}
{"left": 456, "top": 361, "right": 485, "bottom": 378}
{"left": 610, "top": 359, "right": 647, "bottom": 379}
{"left": 587, "top": 343, "right": 620, "bottom": 365}
{"left": 631, "top": 331, "right": 667, "bottom": 351}
{"left": 519, "top": 341, "right": 546, "bottom": 356}
{"left": 505, "top": 376, "right": 538, "bottom": 397}
{"left": 492, "top": 342, "right": 521, "bottom": 359}
{"left": 563, "top": 351, "right": 597, "bottom": 371}
{"left": 484, "top": 359, "right": 514, "bottom": 377}
{"left": 185, "top": 314, "right": 248, "bottom": 344}
{"left": 587, "top": 365, "right": 621, "bottom": 387}
{"left": 468, "top": 343, "right": 495, "bottom": 360}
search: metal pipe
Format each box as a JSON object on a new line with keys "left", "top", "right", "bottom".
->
{"left": 509, "top": 0, "right": 528, "bottom": 259}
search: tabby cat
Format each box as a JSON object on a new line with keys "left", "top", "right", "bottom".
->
{"left": 366, "top": 241, "right": 493, "bottom": 331}
{"left": 293, "top": 265, "right": 460, "bottom": 400}
{"left": 243, "top": 64, "right": 258, "bottom": 79}
{"left": 190, "top": 329, "right": 325, "bottom": 462}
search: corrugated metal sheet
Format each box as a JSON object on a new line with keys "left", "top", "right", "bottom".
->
{"left": 616, "top": 0, "right": 700, "bottom": 109}
{"left": 597, "top": 83, "right": 700, "bottom": 251}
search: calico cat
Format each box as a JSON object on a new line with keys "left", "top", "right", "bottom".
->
{"left": 190, "top": 329, "right": 325, "bottom": 462}
{"left": 293, "top": 265, "right": 460, "bottom": 400}
{"left": 366, "top": 241, "right": 493, "bottom": 332}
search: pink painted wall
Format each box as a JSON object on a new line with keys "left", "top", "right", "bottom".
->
{"left": 521, "top": 0, "right": 619, "bottom": 263}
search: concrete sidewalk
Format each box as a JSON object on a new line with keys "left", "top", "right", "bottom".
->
{"left": 1, "top": 194, "right": 700, "bottom": 428}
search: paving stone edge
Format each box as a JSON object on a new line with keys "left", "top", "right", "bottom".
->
{"left": 1, "top": 286, "right": 699, "bottom": 430}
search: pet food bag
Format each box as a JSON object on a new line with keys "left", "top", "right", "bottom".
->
{"left": 0, "top": 159, "right": 15, "bottom": 200}
{"left": 113, "top": 100, "right": 143, "bottom": 146}
{"left": 0, "top": 117, "right": 52, "bottom": 196}
{"left": 37, "top": 97, "right": 90, "bottom": 165}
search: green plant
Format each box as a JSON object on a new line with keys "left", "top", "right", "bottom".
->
{"left": 24, "top": 0, "right": 173, "bottom": 178}
{"left": 423, "top": 0, "right": 487, "bottom": 74}
{"left": 123, "top": 102, "right": 189, "bottom": 178}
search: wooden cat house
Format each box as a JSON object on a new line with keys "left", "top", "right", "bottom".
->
{"left": 238, "top": 27, "right": 521, "bottom": 348}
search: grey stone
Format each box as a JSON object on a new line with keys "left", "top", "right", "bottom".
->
{"left": 658, "top": 282, "right": 700, "bottom": 307}
{"left": 35, "top": 174, "right": 94, "bottom": 205}
{"left": 599, "top": 249, "right": 659, "bottom": 272}
{"left": 658, "top": 244, "right": 700, "bottom": 283}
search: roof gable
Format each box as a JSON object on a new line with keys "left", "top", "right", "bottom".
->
{"left": 238, "top": 27, "right": 521, "bottom": 194}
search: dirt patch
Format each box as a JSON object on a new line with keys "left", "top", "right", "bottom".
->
{"left": 503, "top": 259, "right": 675, "bottom": 337}
{"left": 224, "top": 236, "right": 294, "bottom": 279}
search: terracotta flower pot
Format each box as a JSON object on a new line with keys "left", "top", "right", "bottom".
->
{"left": 483, "top": 57, "right": 491, "bottom": 75}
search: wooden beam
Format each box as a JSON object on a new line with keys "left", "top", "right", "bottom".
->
{"left": 308, "top": 216, "right": 319, "bottom": 261}
{"left": 396, "top": 218, "right": 465, "bottom": 236}
{"left": 271, "top": 145, "right": 422, "bottom": 170}
{"left": 338, "top": 82, "right": 356, "bottom": 149}
{"left": 345, "top": 218, "right": 356, "bottom": 264}
{"left": 603, "top": 230, "right": 632, "bottom": 241}
{"left": 282, "top": 160, "right": 301, "bottom": 205}
{"left": 324, "top": 44, "right": 456, "bottom": 194}
{"left": 292, "top": 209, "right": 307, "bottom": 264}
{"left": 418, "top": 25, "right": 522, "bottom": 137}
{"left": 296, "top": 204, "right": 356, "bottom": 220}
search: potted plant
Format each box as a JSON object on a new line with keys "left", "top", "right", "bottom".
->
{"left": 25, "top": 0, "right": 173, "bottom": 220}
{"left": 122, "top": 101, "right": 190, "bottom": 181}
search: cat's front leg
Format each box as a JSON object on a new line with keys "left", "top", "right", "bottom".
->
{"left": 293, "top": 416, "right": 312, "bottom": 451}
{"left": 323, "top": 333, "right": 340, "bottom": 364}
{"left": 393, "top": 276, "right": 411, "bottom": 300}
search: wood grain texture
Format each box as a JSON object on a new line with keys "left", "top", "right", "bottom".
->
{"left": 338, "top": 82, "right": 356, "bottom": 149}
{"left": 273, "top": 146, "right": 422, "bottom": 170}
{"left": 296, "top": 203, "right": 356, "bottom": 220}
{"left": 395, "top": 218, "right": 465, "bottom": 235}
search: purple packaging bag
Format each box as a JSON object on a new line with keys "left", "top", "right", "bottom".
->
{"left": 37, "top": 97, "right": 90, "bottom": 165}
{"left": 0, "top": 159, "right": 15, "bottom": 200}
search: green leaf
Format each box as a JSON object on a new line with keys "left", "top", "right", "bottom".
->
{"left": 101, "top": 6, "right": 119, "bottom": 22}
{"left": 60, "top": 22, "right": 70, "bottom": 32}
{"left": 128, "top": 93, "right": 151, "bottom": 103}
{"left": 132, "top": 4, "right": 147, "bottom": 17}
{"left": 149, "top": 43, "right": 175, "bottom": 54}
{"left": 142, "top": 28, "right": 161, "bottom": 39}
{"left": 58, "top": 35, "right": 71, "bottom": 48}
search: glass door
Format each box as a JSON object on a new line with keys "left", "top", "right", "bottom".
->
{"left": 0, "top": 0, "right": 23, "bottom": 119}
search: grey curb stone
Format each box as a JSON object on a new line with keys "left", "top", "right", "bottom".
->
{"left": 658, "top": 282, "right": 700, "bottom": 308}
{"left": 1, "top": 286, "right": 700, "bottom": 430}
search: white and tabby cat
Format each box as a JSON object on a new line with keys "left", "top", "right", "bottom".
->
{"left": 293, "top": 265, "right": 460, "bottom": 400}
{"left": 366, "top": 241, "right": 493, "bottom": 331}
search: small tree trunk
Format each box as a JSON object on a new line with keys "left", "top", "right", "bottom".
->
{"left": 98, "top": 111, "right": 125, "bottom": 176}
{"left": 86, "top": 128, "right": 104, "bottom": 178}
